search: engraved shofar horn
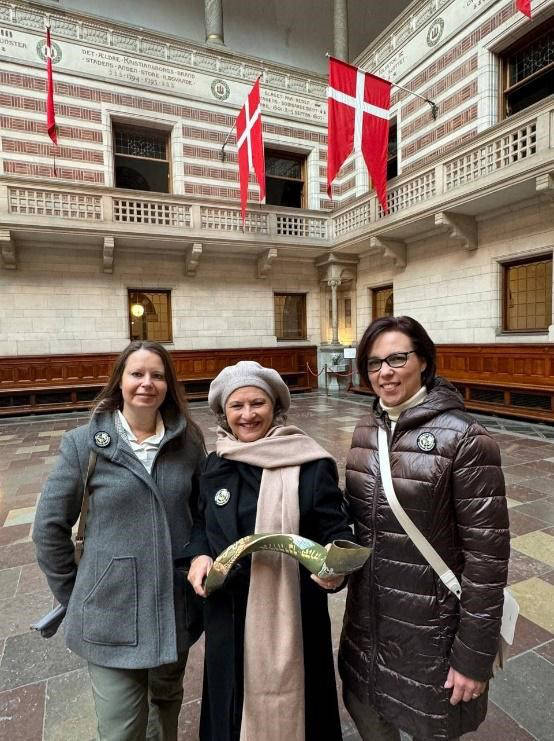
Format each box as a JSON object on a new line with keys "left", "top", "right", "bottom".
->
{"left": 204, "top": 533, "right": 370, "bottom": 597}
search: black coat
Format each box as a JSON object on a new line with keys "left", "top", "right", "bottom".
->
{"left": 186, "top": 452, "right": 353, "bottom": 741}
{"left": 339, "top": 379, "right": 510, "bottom": 740}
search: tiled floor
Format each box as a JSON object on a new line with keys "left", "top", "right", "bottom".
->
{"left": 0, "top": 391, "right": 552, "bottom": 740}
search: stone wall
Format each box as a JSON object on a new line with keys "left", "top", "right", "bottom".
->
{"left": 0, "top": 245, "right": 321, "bottom": 356}
{"left": 356, "top": 201, "right": 554, "bottom": 344}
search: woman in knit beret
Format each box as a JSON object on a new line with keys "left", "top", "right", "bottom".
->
{"left": 186, "top": 360, "right": 352, "bottom": 741}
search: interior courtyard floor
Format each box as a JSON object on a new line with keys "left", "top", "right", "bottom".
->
{"left": 0, "top": 390, "right": 552, "bottom": 740}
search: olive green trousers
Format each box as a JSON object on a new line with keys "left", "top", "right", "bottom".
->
{"left": 88, "top": 650, "right": 188, "bottom": 741}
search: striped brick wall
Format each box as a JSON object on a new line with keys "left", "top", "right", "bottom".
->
{"left": 0, "top": 65, "right": 341, "bottom": 209}
{"left": 0, "top": 0, "right": 531, "bottom": 207}
{"left": 387, "top": 1, "right": 519, "bottom": 174}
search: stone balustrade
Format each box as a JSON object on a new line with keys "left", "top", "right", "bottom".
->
{"left": 1, "top": 96, "right": 552, "bottom": 253}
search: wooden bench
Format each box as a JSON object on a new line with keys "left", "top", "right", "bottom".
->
{"left": 0, "top": 346, "right": 318, "bottom": 417}
{"left": 348, "top": 343, "right": 554, "bottom": 423}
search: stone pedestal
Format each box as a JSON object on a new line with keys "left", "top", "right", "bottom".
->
{"left": 317, "top": 343, "right": 349, "bottom": 391}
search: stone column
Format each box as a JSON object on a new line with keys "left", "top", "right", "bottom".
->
{"left": 205, "top": 0, "right": 224, "bottom": 45}
{"left": 333, "top": 0, "right": 349, "bottom": 62}
{"left": 328, "top": 278, "right": 341, "bottom": 344}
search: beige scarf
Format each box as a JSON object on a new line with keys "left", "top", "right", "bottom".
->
{"left": 216, "top": 425, "right": 335, "bottom": 741}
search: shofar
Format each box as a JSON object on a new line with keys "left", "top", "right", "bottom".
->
{"left": 204, "top": 533, "right": 370, "bottom": 596}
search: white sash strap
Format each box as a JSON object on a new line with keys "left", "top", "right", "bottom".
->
{"left": 377, "top": 424, "right": 518, "bottom": 645}
{"left": 378, "top": 426, "right": 462, "bottom": 597}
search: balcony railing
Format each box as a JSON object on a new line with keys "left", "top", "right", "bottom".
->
{"left": 1, "top": 97, "right": 552, "bottom": 250}
{"left": 331, "top": 96, "right": 553, "bottom": 243}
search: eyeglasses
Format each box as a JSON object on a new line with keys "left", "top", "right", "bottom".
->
{"left": 367, "top": 351, "right": 416, "bottom": 373}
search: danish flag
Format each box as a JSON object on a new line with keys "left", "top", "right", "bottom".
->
{"left": 516, "top": 0, "right": 531, "bottom": 17}
{"left": 45, "top": 27, "right": 57, "bottom": 145}
{"left": 327, "top": 57, "right": 391, "bottom": 213}
{"left": 235, "top": 78, "right": 265, "bottom": 221}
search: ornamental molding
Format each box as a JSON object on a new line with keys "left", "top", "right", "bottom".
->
{"left": 354, "top": 0, "right": 500, "bottom": 84}
{"left": 536, "top": 172, "right": 554, "bottom": 203}
{"left": 0, "top": 0, "right": 327, "bottom": 109}
{"left": 185, "top": 242, "right": 203, "bottom": 277}
{"left": 257, "top": 247, "right": 278, "bottom": 279}
{"left": 369, "top": 236, "right": 407, "bottom": 269}
{"left": 0, "top": 229, "right": 16, "bottom": 270}
{"left": 435, "top": 211, "right": 477, "bottom": 252}
{"left": 102, "top": 236, "right": 114, "bottom": 273}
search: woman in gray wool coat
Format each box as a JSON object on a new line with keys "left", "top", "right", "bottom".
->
{"left": 33, "top": 340, "right": 206, "bottom": 741}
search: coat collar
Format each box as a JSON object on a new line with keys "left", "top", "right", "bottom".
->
{"left": 202, "top": 456, "right": 241, "bottom": 546}
{"left": 86, "top": 407, "right": 186, "bottom": 495}
{"left": 87, "top": 406, "right": 186, "bottom": 458}
{"left": 373, "top": 376, "right": 465, "bottom": 431}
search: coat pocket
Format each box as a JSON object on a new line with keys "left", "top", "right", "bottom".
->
{"left": 82, "top": 557, "right": 138, "bottom": 646}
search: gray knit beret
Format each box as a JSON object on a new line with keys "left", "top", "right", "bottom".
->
{"left": 208, "top": 360, "right": 291, "bottom": 415}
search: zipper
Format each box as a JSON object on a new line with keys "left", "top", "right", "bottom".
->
{"left": 368, "top": 415, "right": 392, "bottom": 705}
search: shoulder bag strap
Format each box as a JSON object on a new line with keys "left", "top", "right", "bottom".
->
{"left": 377, "top": 425, "right": 462, "bottom": 599}
{"left": 74, "top": 450, "right": 97, "bottom": 565}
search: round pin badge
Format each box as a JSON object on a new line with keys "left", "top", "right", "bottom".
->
{"left": 94, "top": 431, "right": 111, "bottom": 448}
{"left": 417, "top": 432, "right": 436, "bottom": 452}
{"left": 214, "top": 488, "right": 231, "bottom": 506}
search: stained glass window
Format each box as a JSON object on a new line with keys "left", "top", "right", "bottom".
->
{"left": 128, "top": 289, "right": 172, "bottom": 342}
{"left": 504, "top": 257, "right": 552, "bottom": 332}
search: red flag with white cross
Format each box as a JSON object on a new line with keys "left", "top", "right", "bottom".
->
{"left": 45, "top": 27, "right": 57, "bottom": 145}
{"left": 327, "top": 57, "right": 391, "bottom": 213}
{"left": 516, "top": 0, "right": 531, "bottom": 17}
{"left": 235, "top": 78, "right": 266, "bottom": 221}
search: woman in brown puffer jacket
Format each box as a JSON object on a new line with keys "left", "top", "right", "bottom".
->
{"left": 339, "top": 316, "right": 510, "bottom": 741}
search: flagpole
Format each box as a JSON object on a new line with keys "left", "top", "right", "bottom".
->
{"left": 325, "top": 53, "right": 438, "bottom": 120}
{"left": 220, "top": 127, "right": 234, "bottom": 162}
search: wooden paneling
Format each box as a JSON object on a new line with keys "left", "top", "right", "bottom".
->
{"left": 0, "top": 346, "right": 318, "bottom": 416}
{"left": 352, "top": 343, "right": 554, "bottom": 423}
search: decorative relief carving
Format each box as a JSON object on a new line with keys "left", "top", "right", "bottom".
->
{"left": 102, "top": 237, "right": 114, "bottom": 274}
{"left": 369, "top": 236, "right": 407, "bottom": 269}
{"left": 196, "top": 53, "right": 218, "bottom": 70}
{"left": 435, "top": 211, "right": 477, "bottom": 251}
{"left": 81, "top": 24, "right": 109, "bottom": 44}
{"left": 416, "top": 3, "right": 436, "bottom": 28}
{"left": 395, "top": 23, "right": 412, "bottom": 45}
{"left": 168, "top": 47, "right": 192, "bottom": 65}
{"left": 51, "top": 18, "right": 78, "bottom": 38}
{"left": 0, "top": 230, "right": 16, "bottom": 270}
{"left": 2, "top": 0, "right": 327, "bottom": 107}
{"left": 111, "top": 32, "right": 137, "bottom": 51}
{"left": 426, "top": 18, "right": 444, "bottom": 47}
{"left": 13, "top": 8, "right": 42, "bottom": 29}
{"left": 218, "top": 59, "right": 241, "bottom": 76}
{"left": 257, "top": 248, "right": 278, "bottom": 279}
{"left": 140, "top": 39, "right": 165, "bottom": 59}
{"left": 288, "top": 77, "right": 307, "bottom": 93}
{"left": 185, "top": 243, "right": 202, "bottom": 277}
{"left": 243, "top": 64, "right": 261, "bottom": 81}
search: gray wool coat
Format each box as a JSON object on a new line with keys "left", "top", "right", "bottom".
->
{"left": 33, "top": 408, "right": 204, "bottom": 669}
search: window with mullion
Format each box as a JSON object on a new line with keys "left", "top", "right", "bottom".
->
{"left": 503, "top": 256, "right": 552, "bottom": 332}
{"left": 501, "top": 23, "right": 554, "bottom": 118}
{"left": 114, "top": 123, "right": 170, "bottom": 193}
{"left": 274, "top": 292, "right": 307, "bottom": 340}
{"left": 265, "top": 149, "right": 306, "bottom": 208}
{"left": 372, "top": 285, "right": 394, "bottom": 319}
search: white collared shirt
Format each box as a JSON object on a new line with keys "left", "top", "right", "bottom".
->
{"left": 117, "top": 410, "right": 165, "bottom": 474}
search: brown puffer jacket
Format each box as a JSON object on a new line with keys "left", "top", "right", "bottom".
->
{"left": 339, "top": 378, "right": 510, "bottom": 740}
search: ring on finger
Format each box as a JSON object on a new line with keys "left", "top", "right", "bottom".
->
{"left": 472, "top": 693, "right": 480, "bottom": 699}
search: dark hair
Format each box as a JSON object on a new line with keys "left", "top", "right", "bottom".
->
{"left": 92, "top": 341, "right": 205, "bottom": 449}
{"left": 356, "top": 316, "right": 436, "bottom": 390}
